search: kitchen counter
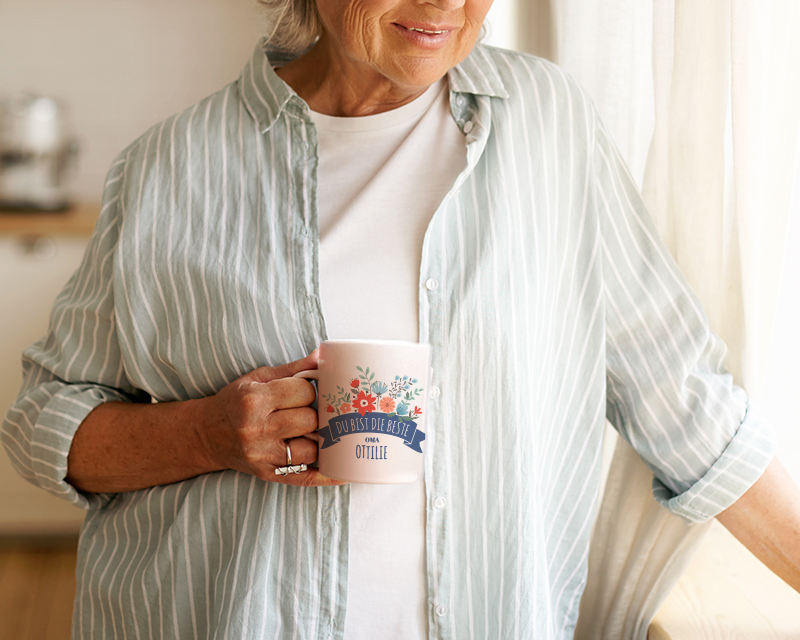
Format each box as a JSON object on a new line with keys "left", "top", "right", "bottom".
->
{"left": 0, "top": 203, "right": 100, "bottom": 237}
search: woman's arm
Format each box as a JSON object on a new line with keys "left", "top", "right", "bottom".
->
{"left": 716, "top": 456, "right": 800, "bottom": 592}
{"left": 66, "top": 351, "right": 343, "bottom": 493}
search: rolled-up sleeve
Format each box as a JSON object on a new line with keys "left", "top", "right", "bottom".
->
{"left": 1, "top": 156, "right": 150, "bottom": 510}
{"left": 594, "top": 117, "right": 777, "bottom": 524}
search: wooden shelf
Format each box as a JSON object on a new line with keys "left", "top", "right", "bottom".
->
{"left": 0, "top": 203, "right": 100, "bottom": 237}
{"left": 649, "top": 521, "right": 800, "bottom": 639}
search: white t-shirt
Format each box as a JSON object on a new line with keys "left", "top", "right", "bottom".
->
{"left": 311, "top": 79, "right": 466, "bottom": 640}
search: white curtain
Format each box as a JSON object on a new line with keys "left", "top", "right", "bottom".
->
{"left": 516, "top": 1, "right": 800, "bottom": 638}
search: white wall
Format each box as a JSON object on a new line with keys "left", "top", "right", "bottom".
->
{"left": 0, "top": 0, "right": 264, "bottom": 203}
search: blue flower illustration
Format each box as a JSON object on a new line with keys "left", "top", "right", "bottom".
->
{"left": 371, "top": 381, "right": 389, "bottom": 396}
{"left": 396, "top": 402, "right": 409, "bottom": 416}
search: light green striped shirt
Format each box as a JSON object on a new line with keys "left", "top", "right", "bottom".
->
{"left": 1, "top": 42, "right": 776, "bottom": 639}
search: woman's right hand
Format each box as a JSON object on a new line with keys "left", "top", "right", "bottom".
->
{"left": 199, "top": 351, "right": 345, "bottom": 487}
{"left": 67, "top": 352, "right": 343, "bottom": 494}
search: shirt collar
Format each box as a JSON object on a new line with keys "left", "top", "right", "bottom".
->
{"left": 238, "top": 42, "right": 299, "bottom": 133}
{"left": 238, "top": 40, "right": 509, "bottom": 132}
{"left": 446, "top": 44, "right": 509, "bottom": 100}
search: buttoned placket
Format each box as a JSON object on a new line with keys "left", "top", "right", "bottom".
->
{"left": 419, "top": 90, "right": 493, "bottom": 639}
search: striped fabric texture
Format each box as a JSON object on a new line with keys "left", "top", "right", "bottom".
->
{"left": 1, "top": 43, "right": 776, "bottom": 639}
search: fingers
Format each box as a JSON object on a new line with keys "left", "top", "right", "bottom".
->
{"left": 254, "top": 377, "right": 317, "bottom": 413}
{"left": 273, "top": 467, "right": 347, "bottom": 488}
{"left": 236, "top": 425, "right": 316, "bottom": 474}
{"left": 248, "top": 350, "right": 319, "bottom": 384}
{"left": 276, "top": 435, "right": 317, "bottom": 467}
{"left": 264, "top": 406, "right": 318, "bottom": 440}
{"left": 268, "top": 437, "right": 345, "bottom": 487}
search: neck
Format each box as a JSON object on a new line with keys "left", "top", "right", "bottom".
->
{"left": 275, "top": 35, "right": 432, "bottom": 117}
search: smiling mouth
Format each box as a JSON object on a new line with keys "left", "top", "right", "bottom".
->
{"left": 393, "top": 22, "right": 456, "bottom": 49}
{"left": 406, "top": 27, "right": 449, "bottom": 35}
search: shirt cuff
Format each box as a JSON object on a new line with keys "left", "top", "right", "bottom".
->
{"left": 31, "top": 383, "right": 133, "bottom": 510}
{"left": 652, "top": 400, "right": 777, "bottom": 524}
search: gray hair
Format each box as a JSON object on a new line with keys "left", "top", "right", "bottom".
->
{"left": 258, "top": 0, "right": 322, "bottom": 53}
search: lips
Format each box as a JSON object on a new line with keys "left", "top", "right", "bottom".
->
{"left": 396, "top": 21, "right": 456, "bottom": 35}
{"left": 393, "top": 21, "right": 457, "bottom": 49}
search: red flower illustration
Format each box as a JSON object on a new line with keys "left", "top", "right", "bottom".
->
{"left": 413, "top": 406, "right": 423, "bottom": 417}
{"left": 340, "top": 403, "right": 352, "bottom": 414}
{"left": 326, "top": 405, "right": 334, "bottom": 413}
{"left": 350, "top": 378, "right": 360, "bottom": 389}
{"left": 353, "top": 391, "right": 376, "bottom": 416}
{"left": 379, "top": 397, "right": 396, "bottom": 413}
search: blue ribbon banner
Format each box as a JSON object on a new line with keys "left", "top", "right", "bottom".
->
{"left": 320, "top": 412, "right": 425, "bottom": 452}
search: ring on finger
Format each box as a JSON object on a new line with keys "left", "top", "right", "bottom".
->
{"left": 275, "top": 439, "right": 308, "bottom": 476}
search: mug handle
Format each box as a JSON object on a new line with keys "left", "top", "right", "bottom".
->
{"left": 293, "top": 369, "right": 319, "bottom": 381}
{"left": 293, "top": 369, "right": 321, "bottom": 444}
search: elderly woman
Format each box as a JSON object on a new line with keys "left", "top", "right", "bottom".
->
{"left": 3, "top": 0, "right": 800, "bottom": 638}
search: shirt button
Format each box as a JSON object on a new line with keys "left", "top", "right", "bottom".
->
{"left": 435, "top": 604, "right": 448, "bottom": 617}
{"left": 463, "top": 121, "right": 474, "bottom": 134}
{"left": 434, "top": 496, "right": 447, "bottom": 509}
{"left": 430, "top": 386, "right": 440, "bottom": 398}
{"left": 425, "top": 278, "right": 439, "bottom": 291}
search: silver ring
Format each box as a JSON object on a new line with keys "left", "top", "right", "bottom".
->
{"left": 274, "top": 464, "right": 308, "bottom": 476}
{"left": 274, "top": 440, "right": 308, "bottom": 476}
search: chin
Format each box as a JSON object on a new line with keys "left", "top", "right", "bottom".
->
{"left": 387, "top": 55, "right": 453, "bottom": 90}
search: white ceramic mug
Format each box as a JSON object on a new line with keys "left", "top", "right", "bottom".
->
{"left": 296, "top": 340, "right": 432, "bottom": 484}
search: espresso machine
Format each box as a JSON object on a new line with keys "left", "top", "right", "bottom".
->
{"left": 0, "top": 94, "right": 79, "bottom": 211}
